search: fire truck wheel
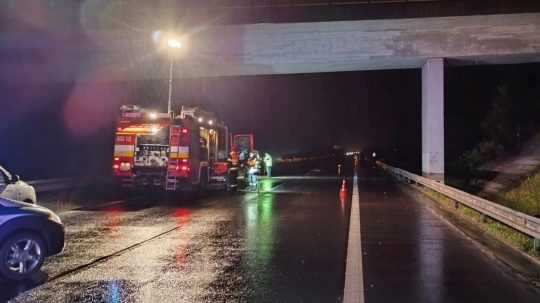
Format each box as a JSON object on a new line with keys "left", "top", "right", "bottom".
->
{"left": 226, "top": 170, "right": 238, "bottom": 192}
{"left": 226, "top": 176, "right": 237, "bottom": 192}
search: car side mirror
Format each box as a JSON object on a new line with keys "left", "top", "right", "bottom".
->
{"left": 11, "top": 175, "right": 20, "bottom": 183}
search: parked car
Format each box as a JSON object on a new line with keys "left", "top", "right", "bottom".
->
{"left": 0, "top": 197, "right": 64, "bottom": 281}
{"left": 0, "top": 165, "right": 37, "bottom": 204}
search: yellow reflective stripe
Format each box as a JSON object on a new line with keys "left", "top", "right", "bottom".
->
{"left": 114, "top": 151, "right": 134, "bottom": 157}
{"left": 170, "top": 151, "right": 189, "bottom": 159}
{"left": 114, "top": 145, "right": 134, "bottom": 157}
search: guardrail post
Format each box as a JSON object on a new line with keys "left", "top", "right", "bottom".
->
{"left": 454, "top": 201, "right": 459, "bottom": 209}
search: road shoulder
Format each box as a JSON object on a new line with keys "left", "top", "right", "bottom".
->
{"left": 399, "top": 183, "right": 540, "bottom": 289}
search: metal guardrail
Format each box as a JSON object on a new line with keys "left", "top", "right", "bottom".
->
{"left": 27, "top": 178, "right": 75, "bottom": 193}
{"left": 377, "top": 162, "right": 540, "bottom": 242}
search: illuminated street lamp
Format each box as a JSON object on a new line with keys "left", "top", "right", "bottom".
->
{"left": 154, "top": 31, "right": 185, "bottom": 115}
{"left": 167, "top": 38, "right": 183, "bottom": 49}
{"left": 166, "top": 36, "right": 184, "bottom": 115}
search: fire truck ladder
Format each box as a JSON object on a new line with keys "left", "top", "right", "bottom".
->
{"left": 165, "top": 169, "right": 178, "bottom": 191}
{"left": 166, "top": 125, "right": 181, "bottom": 192}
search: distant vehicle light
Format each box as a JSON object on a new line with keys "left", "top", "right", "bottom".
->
{"left": 151, "top": 126, "right": 160, "bottom": 134}
{"left": 181, "top": 128, "right": 188, "bottom": 134}
{"left": 148, "top": 112, "right": 158, "bottom": 120}
{"left": 197, "top": 117, "right": 204, "bottom": 123}
{"left": 113, "top": 164, "right": 120, "bottom": 170}
{"left": 208, "top": 120, "right": 214, "bottom": 125}
{"left": 114, "top": 157, "right": 120, "bottom": 161}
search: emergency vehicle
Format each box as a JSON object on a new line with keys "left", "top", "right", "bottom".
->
{"left": 112, "top": 105, "right": 254, "bottom": 194}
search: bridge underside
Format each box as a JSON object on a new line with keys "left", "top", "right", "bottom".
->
{"left": 184, "top": 13, "right": 540, "bottom": 78}
{"left": 3, "top": 13, "right": 539, "bottom": 80}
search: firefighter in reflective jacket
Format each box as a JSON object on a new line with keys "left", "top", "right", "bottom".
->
{"left": 263, "top": 153, "right": 273, "bottom": 177}
{"left": 229, "top": 148, "right": 239, "bottom": 166}
{"left": 247, "top": 152, "right": 260, "bottom": 189}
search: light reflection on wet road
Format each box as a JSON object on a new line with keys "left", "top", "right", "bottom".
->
{"left": 4, "top": 178, "right": 350, "bottom": 302}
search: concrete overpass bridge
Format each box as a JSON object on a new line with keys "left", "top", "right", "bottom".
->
{"left": 184, "top": 12, "right": 540, "bottom": 181}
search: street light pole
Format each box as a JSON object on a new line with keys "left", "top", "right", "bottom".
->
{"left": 163, "top": 36, "right": 183, "bottom": 115}
{"left": 167, "top": 54, "right": 174, "bottom": 115}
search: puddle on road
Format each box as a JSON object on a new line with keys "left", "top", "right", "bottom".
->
{"left": 61, "top": 280, "right": 137, "bottom": 303}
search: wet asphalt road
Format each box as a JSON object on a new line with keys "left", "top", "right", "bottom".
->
{"left": 1, "top": 167, "right": 539, "bottom": 302}
{"left": 357, "top": 168, "right": 540, "bottom": 302}
{"left": 1, "top": 177, "right": 350, "bottom": 302}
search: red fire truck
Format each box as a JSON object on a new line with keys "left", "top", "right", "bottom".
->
{"left": 112, "top": 105, "right": 254, "bottom": 194}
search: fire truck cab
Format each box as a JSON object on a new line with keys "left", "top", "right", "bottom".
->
{"left": 113, "top": 105, "right": 231, "bottom": 194}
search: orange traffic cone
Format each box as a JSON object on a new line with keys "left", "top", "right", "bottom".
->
{"left": 339, "top": 189, "right": 346, "bottom": 204}
{"left": 339, "top": 179, "right": 347, "bottom": 201}
{"left": 340, "top": 179, "right": 347, "bottom": 194}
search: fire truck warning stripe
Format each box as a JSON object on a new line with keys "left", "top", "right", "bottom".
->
{"left": 170, "top": 146, "right": 189, "bottom": 153}
{"left": 114, "top": 145, "right": 135, "bottom": 157}
{"left": 169, "top": 152, "right": 189, "bottom": 159}
{"left": 114, "top": 152, "right": 134, "bottom": 157}
{"left": 114, "top": 145, "right": 135, "bottom": 152}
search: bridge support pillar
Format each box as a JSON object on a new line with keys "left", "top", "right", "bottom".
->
{"left": 422, "top": 58, "right": 445, "bottom": 183}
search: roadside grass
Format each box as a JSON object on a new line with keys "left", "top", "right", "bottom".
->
{"left": 415, "top": 185, "right": 539, "bottom": 259}
{"left": 498, "top": 171, "right": 540, "bottom": 217}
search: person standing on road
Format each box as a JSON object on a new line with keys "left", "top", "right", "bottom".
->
{"left": 264, "top": 153, "right": 273, "bottom": 177}
{"left": 229, "top": 148, "right": 239, "bottom": 166}
{"left": 247, "top": 152, "right": 260, "bottom": 190}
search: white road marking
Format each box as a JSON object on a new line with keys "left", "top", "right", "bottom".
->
{"left": 343, "top": 174, "right": 365, "bottom": 303}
